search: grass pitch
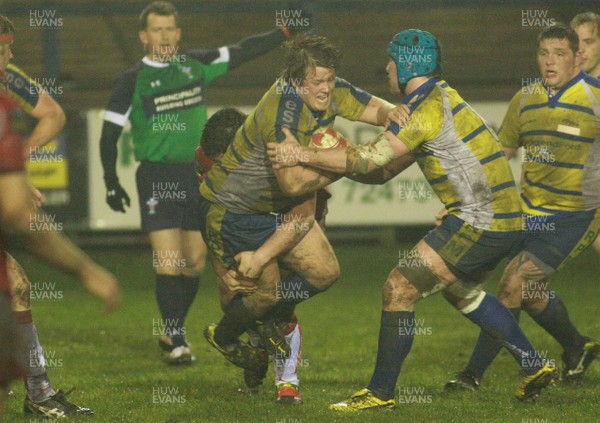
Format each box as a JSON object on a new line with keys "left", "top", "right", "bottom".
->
{"left": 5, "top": 241, "right": 600, "bottom": 422}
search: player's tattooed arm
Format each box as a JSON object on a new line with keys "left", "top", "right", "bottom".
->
{"left": 235, "top": 196, "right": 316, "bottom": 280}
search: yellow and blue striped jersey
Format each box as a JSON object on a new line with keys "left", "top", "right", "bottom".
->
{"left": 200, "top": 77, "right": 372, "bottom": 213}
{"left": 389, "top": 77, "right": 522, "bottom": 232}
{"left": 499, "top": 72, "right": 600, "bottom": 215}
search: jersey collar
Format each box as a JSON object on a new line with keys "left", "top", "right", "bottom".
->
{"left": 142, "top": 56, "right": 170, "bottom": 68}
{"left": 547, "top": 71, "right": 584, "bottom": 105}
{"left": 403, "top": 76, "right": 442, "bottom": 105}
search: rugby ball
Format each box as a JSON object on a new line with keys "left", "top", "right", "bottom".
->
{"left": 310, "top": 127, "right": 348, "bottom": 149}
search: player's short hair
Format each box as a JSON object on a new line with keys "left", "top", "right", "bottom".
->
{"left": 140, "top": 1, "right": 179, "bottom": 29}
{"left": 570, "top": 12, "right": 600, "bottom": 32}
{"left": 537, "top": 24, "right": 579, "bottom": 55}
{"left": 280, "top": 34, "right": 342, "bottom": 83}
{"left": 201, "top": 108, "right": 247, "bottom": 158}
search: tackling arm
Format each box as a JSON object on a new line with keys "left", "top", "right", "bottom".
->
{"left": 269, "top": 128, "right": 410, "bottom": 175}
{"left": 346, "top": 154, "right": 416, "bottom": 184}
{"left": 235, "top": 195, "right": 316, "bottom": 279}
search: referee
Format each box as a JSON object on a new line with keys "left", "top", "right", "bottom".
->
{"left": 100, "top": 1, "right": 305, "bottom": 365}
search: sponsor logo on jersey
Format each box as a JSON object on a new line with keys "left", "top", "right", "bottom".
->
{"left": 142, "top": 80, "right": 204, "bottom": 116}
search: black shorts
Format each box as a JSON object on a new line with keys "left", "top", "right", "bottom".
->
{"left": 136, "top": 161, "right": 202, "bottom": 232}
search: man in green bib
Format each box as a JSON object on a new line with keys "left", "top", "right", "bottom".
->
{"left": 100, "top": 1, "right": 303, "bottom": 365}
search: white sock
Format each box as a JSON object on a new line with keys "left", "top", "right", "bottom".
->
{"left": 274, "top": 323, "right": 302, "bottom": 387}
{"left": 21, "top": 323, "right": 54, "bottom": 402}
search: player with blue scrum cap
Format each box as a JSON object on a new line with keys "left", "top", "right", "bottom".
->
{"left": 269, "top": 29, "right": 558, "bottom": 410}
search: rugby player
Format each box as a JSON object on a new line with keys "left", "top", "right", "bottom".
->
{"left": 0, "top": 14, "right": 104, "bottom": 418}
{"left": 268, "top": 29, "right": 559, "bottom": 410}
{"left": 6, "top": 61, "right": 66, "bottom": 159}
{"left": 197, "top": 108, "right": 310, "bottom": 403}
{"left": 444, "top": 24, "right": 600, "bottom": 391}
{"left": 571, "top": 13, "right": 600, "bottom": 256}
{"left": 199, "top": 35, "right": 408, "bottom": 402}
{"left": 0, "top": 18, "right": 120, "bottom": 420}
{"left": 99, "top": 1, "right": 307, "bottom": 365}
{"left": 0, "top": 85, "right": 26, "bottom": 423}
{"left": 572, "top": 12, "right": 600, "bottom": 79}
{"left": 196, "top": 106, "right": 391, "bottom": 402}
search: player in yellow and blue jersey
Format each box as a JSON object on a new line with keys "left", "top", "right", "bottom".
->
{"left": 198, "top": 108, "right": 312, "bottom": 403}
{"left": 572, "top": 12, "right": 600, "bottom": 79}
{"left": 445, "top": 24, "right": 600, "bottom": 391}
{"left": 200, "top": 35, "right": 405, "bottom": 403}
{"left": 269, "top": 29, "right": 559, "bottom": 410}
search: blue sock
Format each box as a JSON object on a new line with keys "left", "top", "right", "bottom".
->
{"left": 215, "top": 274, "right": 319, "bottom": 346}
{"left": 529, "top": 296, "right": 585, "bottom": 354}
{"left": 367, "top": 311, "right": 415, "bottom": 401}
{"left": 262, "top": 301, "right": 296, "bottom": 322}
{"left": 214, "top": 294, "right": 257, "bottom": 346}
{"left": 463, "top": 293, "right": 538, "bottom": 375}
{"left": 276, "top": 274, "right": 322, "bottom": 305}
{"left": 465, "top": 307, "right": 521, "bottom": 378}
{"left": 155, "top": 274, "right": 186, "bottom": 346}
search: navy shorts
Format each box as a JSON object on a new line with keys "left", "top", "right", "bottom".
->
{"left": 136, "top": 161, "right": 202, "bottom": 232}
{"left": 424, "top": 214, "right": 522, "bottom": 279}
{"left": 511, "top": 209, "right": 600, "bottom": 275}
{"left": 199, "top": 199, "right": 282, "bottom": 269}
